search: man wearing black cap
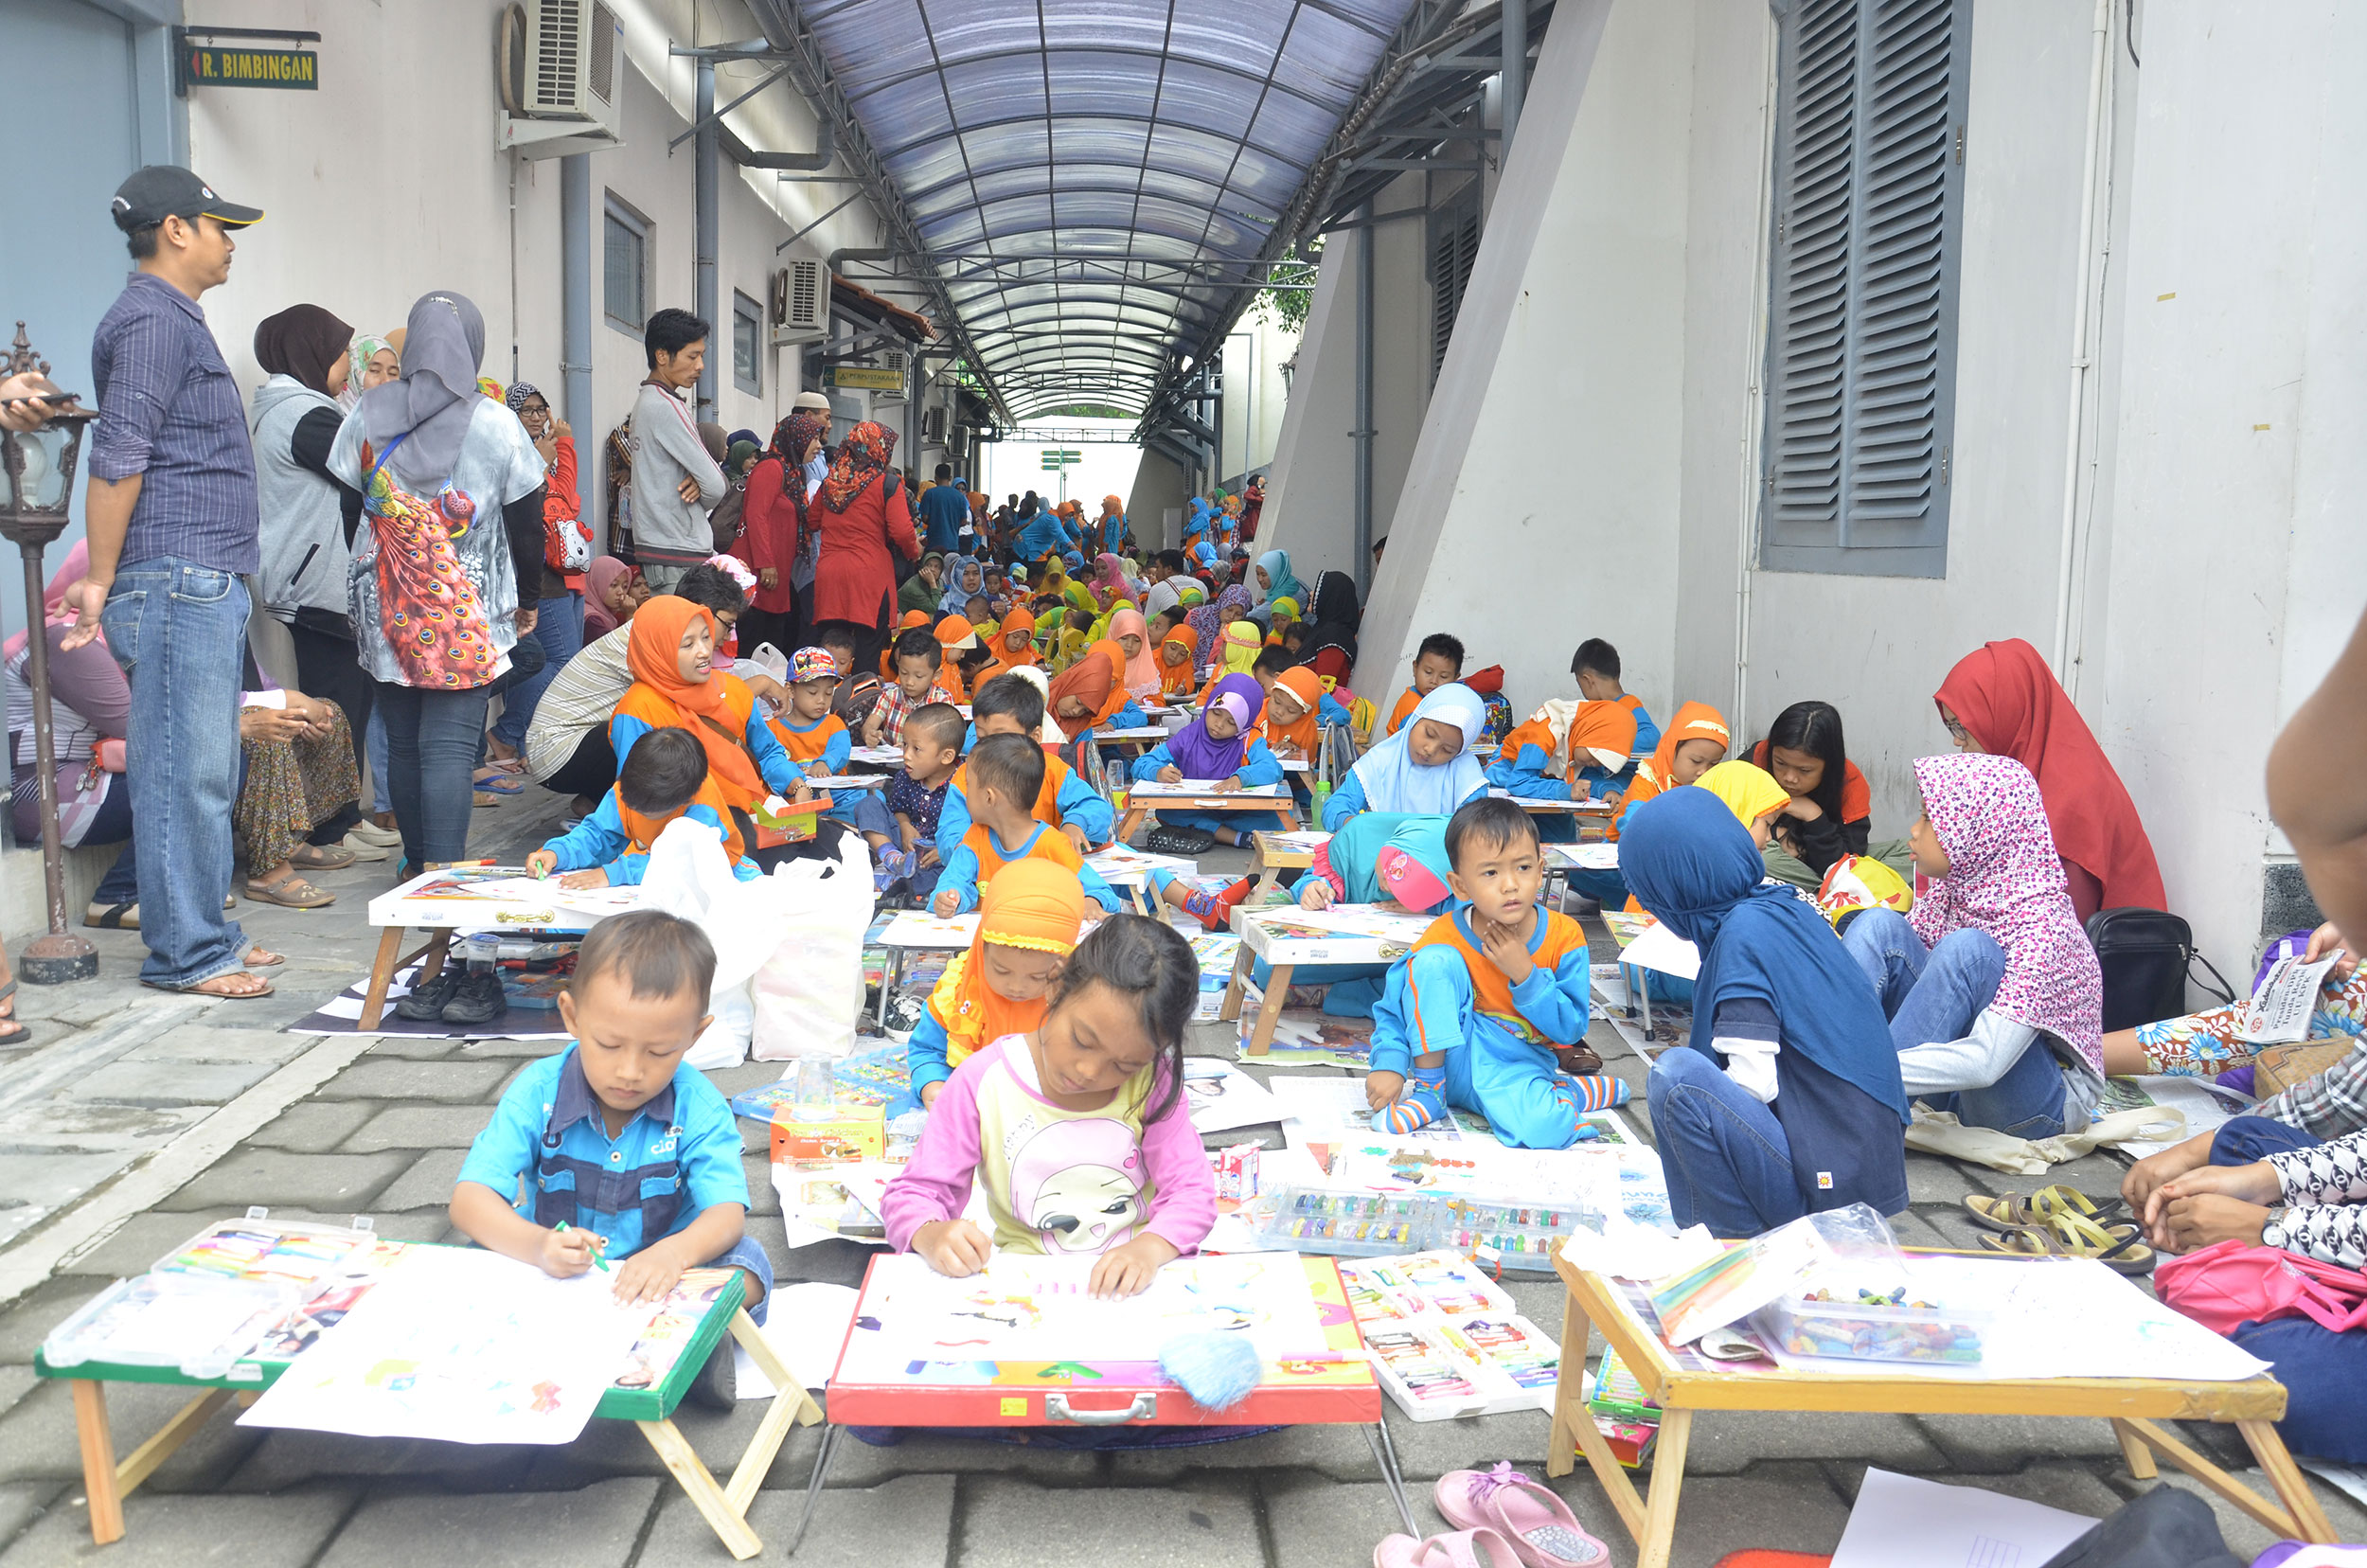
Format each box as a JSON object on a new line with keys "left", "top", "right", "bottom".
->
{"left": 56, "top": 165, "right": 278, "bottom": 998}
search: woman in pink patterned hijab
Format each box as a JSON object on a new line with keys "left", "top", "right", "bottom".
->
{"left": 1841, "top": 752, "right": 2105, "bottom": 1138}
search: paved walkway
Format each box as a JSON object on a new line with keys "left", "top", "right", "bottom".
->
{"left": 0, "top": 787, "right": 2359, "bottom": 1564}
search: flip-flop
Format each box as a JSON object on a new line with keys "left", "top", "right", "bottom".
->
{"left": 1435, "top": 1464, "right": 1610, "bottom": 1567}
{"left": 244, "top": 947, "right": 287, "bottom": 969}
{"left": 1963, "top": 1185, "right": 2127, "bottom": 1234}
{"left": 0, "top": 979, "right": 24, "bottom": 1047}
{"left": 471, "top": 772, "right": 525, "bottom": 794}
{"left": 1374, "top": 1530, "right": 1526, "bottom": 1568}
{"left": 143, "top": 971, "right": 275, "bottom": 1000}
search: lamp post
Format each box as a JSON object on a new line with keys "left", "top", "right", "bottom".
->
{"left": 1, "top": 323, "right": 99, "bottom": 984}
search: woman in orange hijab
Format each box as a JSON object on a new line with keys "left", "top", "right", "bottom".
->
{"left": 905, "top": 859, "right": 1086, "bottom": 1105}
{"left": 1044, "top": 638, "right": 1131, "bottom": 739}
{"left": 610, "top": 597, "right": 804, "bottom": 814}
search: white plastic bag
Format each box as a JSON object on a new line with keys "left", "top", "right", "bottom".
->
{"left": 638, "top": 817, "right": 761, "bottom": 1070}
{"left": 748, "top": 835, "right": 873, "bottom": 1061}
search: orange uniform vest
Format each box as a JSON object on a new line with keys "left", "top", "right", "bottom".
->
{"left": 960, "top": 820, "right": 1084, "bottom": 885}
{"left": 1386, "top": 687, "right": 1421, "bottom": 737}
{"left": 952, "top": 751, "right": 1077, "bottom": 833}
{"left": 616, "top": 776, "right": 749, "bottom": 864}
{"left": 770, "top": 711, "right": 847, "bottom": 767}
{"left": 1499, "top": 696, "right": 1643, "bottom": 785}
{"left": 1406, "top": 910, "right": 1589, "bottom": 1051}
{"left": 612, "top": 679, "right": 767, "bottom": 811}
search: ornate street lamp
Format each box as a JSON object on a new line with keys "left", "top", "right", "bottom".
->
{"left": 2, "top": 323, "right": 99, "bottom": 984}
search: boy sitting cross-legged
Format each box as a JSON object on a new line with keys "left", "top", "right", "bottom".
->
{"left": 450, "top": 910, "right": 770, "bottom": 1409}
{"left": 524, "top": 727, "right": 758, "bottom": 889}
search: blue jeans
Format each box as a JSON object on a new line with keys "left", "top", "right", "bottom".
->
{"left": 365, "top": 705, "right": 392, "bottom": 813}
{"left": 1647, "top": 1048, "right": 1803, "bottom": 1239}
{"left": 376, "top": 682, "right": 491, "bottom": 869}
{"left": 99, "top": 560, "right": 250, "bottom": 988}
{"left": 1844, "top": 909, "right": 2065, "bottom": 1137}
{"left": 490, "top": 592, "right": 582, "bottom": 748}
{"left": 2211, "top": 1115, "right": 2319, "bottom": 1165}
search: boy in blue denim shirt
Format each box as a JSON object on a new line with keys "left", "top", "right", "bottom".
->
{"left": 451, "top": 910, "right": 767, "bottom": 1406}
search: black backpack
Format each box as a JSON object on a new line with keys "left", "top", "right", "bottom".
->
{"left": 2085, "top": 907, "right": 2235, "bottom": 1032}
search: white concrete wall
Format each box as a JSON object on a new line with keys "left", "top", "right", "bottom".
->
{"left": 1218, "top": 312, "right": 1297, "bottom": 485}
{"left": 1125, "top": 448, "right": 1193, "bottom": 551}
{"left": 1356, "top": 0, "right": 1680, "bottom": 725}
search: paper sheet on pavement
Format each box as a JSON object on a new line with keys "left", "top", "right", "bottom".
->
{"left": 1559, "top": 1219, "right": 1722, "bottom": 1283}
{"left": 1183, "top": 1059, "right": 1290, "bottom": 1133}
{"left": 1619, "top": 918, "right": 1701, "bottom": 980}
{"left": 1829, "top": 1469, "right": 2097, "bottom": 1568}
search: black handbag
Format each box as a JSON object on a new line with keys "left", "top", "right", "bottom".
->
{"left": 2084, "top": 907, "right": 2235, "bottom": 1032}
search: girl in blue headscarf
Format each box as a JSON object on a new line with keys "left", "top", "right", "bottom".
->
{"left": 1620, "top": 787, "right": 1911, "bottom": 1238}
{"left": 1248, "top": 813, "right": 1457, "bottom": 1017}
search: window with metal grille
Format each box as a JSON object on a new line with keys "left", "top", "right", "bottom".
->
{"left": 603, "top": 195, "right": 647, "bottom": 335}
{"left": 1428, "top": 185, "right": 1482, "bottom": 385}
{"left": 1759, "top": 0, "right": 1968, "bottom": 579}
{"left": 732, "top": 291, "right": 763, "bottom": 396}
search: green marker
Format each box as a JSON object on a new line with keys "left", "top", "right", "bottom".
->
{"left": 556, "top": 1221, "right": 610, "bottom": 1271}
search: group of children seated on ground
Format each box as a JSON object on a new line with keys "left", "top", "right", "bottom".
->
{"left": 447, "top": 567, "right": 2364, "bottom": 1463}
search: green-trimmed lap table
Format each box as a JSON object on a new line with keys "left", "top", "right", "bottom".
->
{"left": 36, "top": 1248, "right": 821, "bottom": 1559}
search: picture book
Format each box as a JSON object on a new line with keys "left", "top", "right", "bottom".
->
{"left": 1340, "top": 1251, "right": 1560, "bottom": 1420}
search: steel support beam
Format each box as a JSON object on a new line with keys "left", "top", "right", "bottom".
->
{"left": 1353, "top": 202, "right": 1375, "bottom": 594}
{"left": 694, "top": 58, "right": 720, "bottom": 419}
{"left": 1502, "top": 0, "right": 1526, "bottom": 151}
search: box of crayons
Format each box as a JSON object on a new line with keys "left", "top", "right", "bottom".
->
{"left": 1253, "top": 1185, "right": 1593, "bottom": 1274}
{"left": 1586, "top": 1345, "right": 1662, "bottom": 1469}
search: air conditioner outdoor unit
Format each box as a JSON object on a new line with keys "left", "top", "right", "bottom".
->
{"left": 771, "top": 260, "right": 826, "bottom": 345}
{"left": 879, "top": 349, "right": 909, "bottom": 380}
{"left": 495, "top": 0, "right": 624, "bottom": 158}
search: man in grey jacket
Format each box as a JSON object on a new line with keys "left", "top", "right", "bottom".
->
{"left": 627, "top": 307, "right": 726, "bottom": 591}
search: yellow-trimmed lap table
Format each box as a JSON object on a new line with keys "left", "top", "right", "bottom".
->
{"left": 1247, "top": 829, "right": 1328, "bottom": 897}
{"left": 37, "top": 1248, "right": 820, "bottom": 1559}
{"left": 1543, "top": 1250, "right": 2340, "bottom": 1568}
{"left": 1219, "top": 903, "right": 1431, "bottom": 1056}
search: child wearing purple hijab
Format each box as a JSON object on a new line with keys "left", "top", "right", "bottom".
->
{"left": 1135, "top": 673, "right": 1283, "bottom": 926}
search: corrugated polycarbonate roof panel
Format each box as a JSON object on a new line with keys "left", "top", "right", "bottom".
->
{"left": 796, "top": 0, "right": 1422, "bottom": 414}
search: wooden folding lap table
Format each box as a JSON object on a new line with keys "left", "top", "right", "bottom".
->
{"left": 1219, "top": 903, "right": 1431, "bottom": 1056}
{"left": 1116, "top": 785, "right": 1300, "bottom": 845}
{"left": 792, "top": 1255, "right": 1414, "bottom": 1554}
{"left": 1543, "top": 1252, "right": 2340, "bottom": 1568}
{"left": 37, "top": 1260, "right": 822, "bottom": 1560}
{"left": 1247, "top": 829, "right": 1328, "bottom": 896}
{"left": 357, "top": 867, "right": 613, "bottom": 1032}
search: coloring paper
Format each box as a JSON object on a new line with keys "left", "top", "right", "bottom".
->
{"left": 1126, "top": 779, "right": 1290, "bottom": 798}
{"left": 1183, "top": 1059, "right": 1289, "bottom": 1133}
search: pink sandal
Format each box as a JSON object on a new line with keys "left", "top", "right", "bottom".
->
{"left": 1374, "top": 1527, "right": 1527, "bottom": 1568}
{"left": 1433, "top": 1464, "right": 1609, "bottom": 1567}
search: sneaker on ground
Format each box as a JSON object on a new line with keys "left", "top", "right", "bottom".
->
{"left": 394, "top": 967, "right": 462, "bottom": 1021}
{"left": 340, "top": 831, "right": 390, "bottom": 862}
{"left": 439, "top": 966, "right": 507, "bottom": 1026}
{"left": 883, "top": 990, "right": 928, "bottom": 1042}
{"left": 347, "top": 819, "right": 403, "bottom": 848}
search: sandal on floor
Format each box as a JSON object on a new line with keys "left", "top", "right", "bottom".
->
{"left": 1435, "top": 1464, "right": 1610, "bottom": 1567}
{"left": 143, "top": 970, "right": 275, "bottom": 999}
{"left": 1146, "top": 825, "right": 1218, "bottom": 856}
{"left": 0, "top": 980, "right": 25, "bottom": 1049}
{"left": 244, "top": 947, "right": 286, "bottom": 969}
{"left": 289, "top": 843, "right": 356, "bottom": 871}
{"left": 85, "top": 901, "right": 138, "bottom": 930}
{"left": 1374, "top": 1529, "right": 1526, "bottom": 1568}
{"left": 1978, "top": 1214, "right": 2154, "bottom": 1275}
{"left": 471, "top": 772, "right": 525, "bottom": 794}
{"left": 245, "top": 872, "right": 335, "bottom": 909}
{"left": 1963, "top": 1184, "right": 2127, "bottom": 1234}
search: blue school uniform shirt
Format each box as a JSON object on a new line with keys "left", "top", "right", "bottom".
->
{"left": 1321, "top": 771, "right": 1487, "bottom": 832}
{"left": 775, "top": 714, "right": 853, "bottom": 775}
{"left": 457, "top": 1045, "right": 751, "bottom": 1260}
{"left": 1367, "top": 910, "right": 1593, "bottom": 1078}
{"left": 612, "top": 704, "right": 804, "bottom": 795}
{"left": 935, "top": 821, "right": 1125, "bottom": 915}
{"left": 1486, "top": 701, "right": 1661, "bottom": 803}
{"left": 540, "top": 788, "right": 760, "bottom": 884}
{"left": 934, "top": 763, "right": 1115, "bottom": 864}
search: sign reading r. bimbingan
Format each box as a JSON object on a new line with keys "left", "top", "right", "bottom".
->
{"left": 183, "top": 45, "right": 319, "bottom": 89}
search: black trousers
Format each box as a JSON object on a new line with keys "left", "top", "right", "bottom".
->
{"left": 736, "top": 607, "right": 798, "bottom": 664}
{"left": 287, "top": 617, "right": 369, "bottom": 845}
{"left": 542, "top": 725, "right": 617, "bottom": 803}
{"left": 815, "top": 589, "right": 894, "bottom": 691}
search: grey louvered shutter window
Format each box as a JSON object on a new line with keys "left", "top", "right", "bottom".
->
{"left": 1429, "top": 185, "right": 1483, "bottom": 385}
{"left": 1760, "top": 0, "right": 1967, "bottom": 578}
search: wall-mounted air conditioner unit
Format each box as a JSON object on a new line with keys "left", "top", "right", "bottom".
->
{"left": 879, "top": 349, "right": 909, "bottom": 380}
{"left": 921, "top": 407, "right": 945, "bottom": 442}
{"left": 495, "top": 0, "right": 624, "bottom": 158}
{"left": 771, "top": 260, "right": 826, "bottom": 346}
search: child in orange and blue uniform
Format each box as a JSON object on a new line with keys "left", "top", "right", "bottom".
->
{"left": 1366, "top": 799, "right": 1630, "bottom": 1146}
{"left": 1487, "top": 638, "right": 1658, "bottom": 808}
{"left": 526, "top": 728, "right": 758, "bottom": 886}
{"left": 1385, "top": 633, "right": 1465, "bottom": 738}
{"left": 932, "top": 736, "right": 1123, "bottom": 917}
{"left": 934, "top": 673, "right": 1114, "bottom": 862}
{"left": 766, "top": 646, "right": 904, "bottom": 866}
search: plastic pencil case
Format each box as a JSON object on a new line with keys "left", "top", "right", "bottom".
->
{"left": 43, "top": 1274, "right": 303, "bottom": 1380}
{"left": 1754, "top": 1289, "right": 1990, "bottom": 1364}
{"left": 151, "top": 1214, "right": 377, "bottom": 1291}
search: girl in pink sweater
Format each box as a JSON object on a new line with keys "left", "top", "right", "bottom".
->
{"left": 881, "top": 916, "right": 1216, "bottom": 1298}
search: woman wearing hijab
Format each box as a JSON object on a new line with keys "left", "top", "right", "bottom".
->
{"left": 1042, "top": 638, "right": 1143, "bottom": 739}
{"left": 326, "top": 291, "right": 547, "bottom": 874}
{"left": 340, "top": 333, "right": 399, "bottom": 413}
{"left": 940, "top": 554, "right": 988, "bottom": 616}
{"left": 580, "top": 556, "right": 642, "bottom": 640}
{"left": 1842, "top": 753, "right": 2106, "bottom": 1139}
{"left": 1622, "top": 787, "right": 1912, "bottom": 1238}
{"left": 734, "top": 406, "right": 827, "bottom": 661}
{"left": 610, "top": 597, "right": 807, "bottom": 859}
{"left": 1934, "top": 638, "right": 2167, "bottom": 921}
{"left": 1249, "top": 548, "right": 1304, "bottom": 630}
{"left": 807, "top": 420, "right": 922, "bottom": 680}
{"left": 1323, "top": 683, "right": 1488, "bottom": 831}
{"left": 249, "top": 302, "right": 380, "bottom": 860}
{"left": 900, "top": 551, "right": 947, "bottom": 618}
{"left": 1258, "top": 813, "right": 1459, "bottom": 1017}
{"left": 1296, "top": 570, "right": 1362, "bottom": 687}
{"left": 1187, "top": 584, "right": 1254, "bottom": 680}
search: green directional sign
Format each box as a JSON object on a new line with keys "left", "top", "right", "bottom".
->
{"left": 1040, "top": 450, "right": 1082, "bottom": 471}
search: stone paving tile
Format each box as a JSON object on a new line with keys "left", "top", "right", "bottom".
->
{"left": 317, "top": 1476, "right": 656, "bottom": 1568}
{"left": 0, "top": 1371, "right": 31, "bottom": 1422}
{"left": 2141, "top": 1469, "right": 2367, "bottom": 1563}
{"left": 1821, "top": 1456, "right": 2127, "bottom": 1517}
{"left": 310, "top": 1059, "right": 515, "bottom": 1104}
{"left": 121, "top": 1025, "right": 313, "bottom": 1065}
{"left": 1682, "top": 1409, "right": 1946, "bottom": 1476}
{"left": 643, "top": 1472, "right": 954, "bottom": 1565}
{"left": 957, "top": 1474, "right": 1265, "bottom": 1568}
{"left": 224, "top": 1431, "right": 542, "bottom": 1494}
{"left": 814, "top": 1428, "right": 1102, "bottom": 1489}
{"left": 0, "top": 1102, "right": 206, "bottom": 1155}
{"left": 244, "top": 1100, "right": 376, "bottom": 1154}
{"left": 0, "top": 1485, "right": 354, "bottom": 1567}
{"left": 1635, "top": 1464, "right": 1855, "bottom": 1566}
{"left": 0, "top": 1156, "right": 138, "bottom": 1250}
{"left": 366, "top": 1149, "right": 470, "bottom": 1217}
{"left": 156, "top": 1149, "right": 413, "bottom": 1214}
{"left": 1910, "top": 1413, "right": 2131, "bottom": 1471}
{"left": 340, "top": 1104, "right": 496, "bottom": 1152}
{"left": 354, "top": 1037, "right": 469, "bottom": 1061}
{"left": 70, "top": 1060, "right": 275, "bottom": 1108}
{"left": 1264, "top": 1476, "right": 1450, "bottom": 1568}
{"left": 0, "top": 1482, "right": 62, "bottom": 1557}
{"left": 0, "top": 1373, "right": 265, "bottom": 1491}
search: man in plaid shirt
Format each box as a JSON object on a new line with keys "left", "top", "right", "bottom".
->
{"left": 863, "top": 626, "right": 957, "bottom": 747}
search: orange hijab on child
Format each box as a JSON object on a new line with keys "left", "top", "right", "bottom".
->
{"left": 934, "top": 614, "right": 982, "bottom": 701}
{"left": 987, "top": 605, "right": 1039, "bottom": 678}
{"left": 1613, "top": 701, "right": 1732, "bottom": 830}
{"left": 884, "top": 608, "right": 933, "bottom": 676}
{"left": 1159, "top": 623, "right": 1201, "bottom": 697}
{"left": 1262, "top": 666, "right": 1325, "bottom": 759}
{"left": 924, "top": 860, "right": 1087, "bottom": 1072}
{"left": 620, "top": 598, "right": 768, "bottom": 807}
